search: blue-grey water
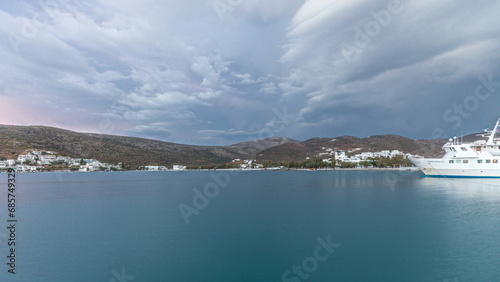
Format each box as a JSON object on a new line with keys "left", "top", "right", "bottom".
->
{"left": 1, "top": 170, "right": 500, "bottom": 281}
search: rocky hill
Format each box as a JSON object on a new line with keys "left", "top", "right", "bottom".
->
{"left": 0, "top": 124, "right": 466, "bottom": 167}
{"left": 226, "top": 137, "right": 299, "bottom": 156}
{"left": 256, "top": 135, "right": 448, "bottom": 163}
{"left": 0, "top": 125, "right": 294, "bottom": 167}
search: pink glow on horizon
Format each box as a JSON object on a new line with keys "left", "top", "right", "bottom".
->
{"left": 0, "top": 95, "right": 115, "bottom": 134}
{"left": 0, "top": 96, "right": 41, "bottom": 126}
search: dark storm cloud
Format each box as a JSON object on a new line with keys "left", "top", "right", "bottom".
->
{"left": 1, "top": 0, "right": 499, "bottom": 144}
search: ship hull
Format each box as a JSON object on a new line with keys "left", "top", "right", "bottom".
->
{"left": 409, "top": 157, "right": 500, "bottom": 178}
{"left": 420, "top": 168, "right": 500, "bottom": 178}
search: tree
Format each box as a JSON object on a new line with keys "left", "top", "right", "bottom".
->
{"left": 340, "top": 162, "right": 357, "bottom": 168}
{"left": 358, "top": 161, "right": 371, "bottom": 167}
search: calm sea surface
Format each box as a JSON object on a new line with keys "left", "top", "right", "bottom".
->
{"left": 1, "top": 171, "right": 500, "bottom": 281}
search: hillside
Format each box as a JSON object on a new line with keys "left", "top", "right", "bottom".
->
{"left": 0, "top": 125, "right": 236, "bottom": 167}
{"left": 0, "top": 125, "right": 298, "bottom": 167}
{"left": 226, "top": 137, "right": 299, "bottom": 156}
{"left": 256, "top": 135, "right": 448, "bottom": 163}
{"left": 0, "top": 124, "right": 469, "bottom": 167}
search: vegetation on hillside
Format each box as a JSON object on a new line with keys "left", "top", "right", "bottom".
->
{"left": 0, "top": 124, "right": 451, "bottom": 168}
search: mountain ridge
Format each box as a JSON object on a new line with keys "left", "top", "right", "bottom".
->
{"left": 0, "top": 124, "right": 457, "bottom": 167}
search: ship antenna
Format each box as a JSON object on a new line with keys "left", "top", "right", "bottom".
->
{"left": 486, "top": 117, "right": 500, "bottom": 145}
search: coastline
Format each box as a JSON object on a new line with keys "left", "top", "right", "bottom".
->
{"left": 0, "top": 167, "right": 420, "bottom": 173}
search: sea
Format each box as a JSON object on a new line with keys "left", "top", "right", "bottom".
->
{"left": 1, "top": 170, "right": 500, "bottom": 281}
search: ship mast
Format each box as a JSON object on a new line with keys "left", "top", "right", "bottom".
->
{"left": 486, "top": 117, "right": 500, "bottom": 145}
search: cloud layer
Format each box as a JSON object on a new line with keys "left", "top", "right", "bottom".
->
{"left": 1, "top": 0, "right": 500, "bottom": 145}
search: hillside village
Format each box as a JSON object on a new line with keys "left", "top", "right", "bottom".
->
{"left": 0, "top": 150, "right": 123, "bottom": 172}
{"left": 215, "top": 148, "right": 420, "bottom": 170}
{"left": 0, "top": 149, "right": 193, "bottom": 172}
{"left": 0, "top": 145, "right": 421, "bottom": 172}
{"left": 318, "top": 147, "right": 420, "bottom": 164}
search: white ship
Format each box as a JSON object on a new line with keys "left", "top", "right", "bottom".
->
{"left": 410, "top": 117, "right": 500, "bottom": 177}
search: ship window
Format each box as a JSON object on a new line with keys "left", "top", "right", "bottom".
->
{"left": 494, "top": 160, "right": 499, "bottom": 163}
{"left": 486, "top": 160, "right": 491, "bottom": 163}
{"left": 450, "top": 147, "right": 456, "bottom": 152}
{"left": 449, "top": 160, "right": 454, "bottom": 164}
{"left": 477, "top": 160, "right": 483, "bottom": 164}
{"left": 456, "top": 160, "right": 462, "bottom": 164}
{"left": 463, "top": 160, "right": 469, "bottom": 164}
{"left": 461, "top": 147, "right": 467, "bottom": 151}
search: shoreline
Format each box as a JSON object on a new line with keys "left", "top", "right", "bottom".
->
{"left": 0, "top": 167, "right": 420, "bottom": 173}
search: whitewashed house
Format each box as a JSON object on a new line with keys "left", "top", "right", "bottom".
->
{"left": 16, "top": 165, "right": 38, "bottom": 172}
{"left": 37, "top": 159, "right": 52, "bottom": 165}
{"left": 17, "top": 154, "right": 36, "bottom": 163}
{"left": 55, "top": 156, "right": 72, "bottom": 163}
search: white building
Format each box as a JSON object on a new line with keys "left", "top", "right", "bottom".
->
{"left": 334, "top": 151, "right": 347, "bottom": 161}
{"left": 37, "top": 159, "right": 52, "bottom": 165}
{"left": 40, "top": 155, "right": 57, "bottom": 160}
{"left": 55, "top": 156, "right": 72, "bottom": 163}
{"left": 173, "top": 165, "right": 186, "bottom": 170}
{"left": 16, "top": 165, "right": 38, "bottom": 172}
{"left": 389, "top": 150, "right": 404, "bottom": 158}
{"left": 17, "top": 154, "right": 36, "bottom": 162}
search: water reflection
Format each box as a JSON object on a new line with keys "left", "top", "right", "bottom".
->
{"left": 418, "top": 177, "right": 500, "bottom": 202}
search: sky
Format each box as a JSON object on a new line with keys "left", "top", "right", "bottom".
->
{"left": 1, "top": 0, "right": 500, "bottom": 145}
